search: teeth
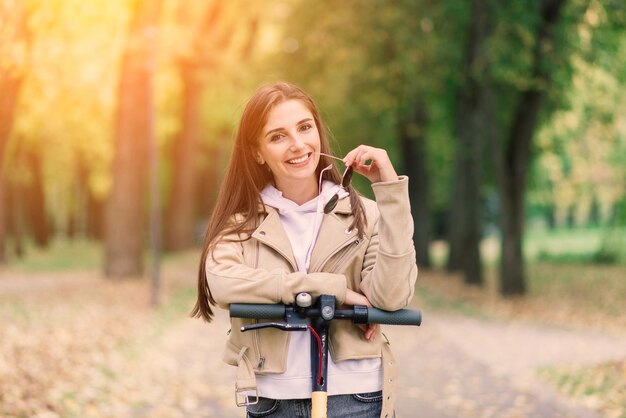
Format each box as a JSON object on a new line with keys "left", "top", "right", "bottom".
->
{"left": 288, "top": 155, "right": 309, "bottom": 164}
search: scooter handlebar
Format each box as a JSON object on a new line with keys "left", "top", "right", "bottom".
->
{"left": 229, "top": 303, "right": 421, "bottom": 326}
{"left": 229, "top": 303, "right": 286, "bottom": 319}
{"left": 366, "top": 307, "right": 421, "bottom": 326}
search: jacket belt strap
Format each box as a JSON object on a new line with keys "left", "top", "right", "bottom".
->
{"left": 235, "top": 346, "right": 259, "bottom": 407}
{"left": 380, "top": 336, "right": 398, "bottom": 418}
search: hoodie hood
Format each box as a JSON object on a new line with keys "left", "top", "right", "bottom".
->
{"left": 260, "top": 180, "right": 347, "bottom": 213}
{"left": 260, "top": 181, "right": 349, "bottom": 272}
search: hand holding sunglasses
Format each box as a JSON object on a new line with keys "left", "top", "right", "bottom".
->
{"left": 319, "top": 145, "right": 397, "bottom": 214}
{"left": 341, "top": 145, "right": 398, "bottom": 184}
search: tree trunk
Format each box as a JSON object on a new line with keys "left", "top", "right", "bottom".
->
{"left": 164, "top": 0, "right": 246, "bottom": 251}
{"left": 104, "top": 0, "right": 161, "bottom": 277}
{"left": 0, "top": 178, "right": 7, "bottom": 263}
{"left": 87, "top": 191, "right": 104, "bottom": 240}
{"left": 495, "top": 0, "right": 566, "bottom": 296}
{"left": 399, "top": 103, "right": 431, "bottom": 267}
{"left": 446, "top": 0, "right": 493, "bottom": 285}
{"left": 25, "top": 149, "right": 50, "bottom": 247}
{"left": 163, "top": 64, "right": 201, "bottom": 251}
{"left": 5, "top": 180, "right": 25, "bottom": 258}
{"left": 195, "top": 142, "right": 221, "bottom": 219}
{"left": 0, "top": 1, "right": 29, "bottom": 263}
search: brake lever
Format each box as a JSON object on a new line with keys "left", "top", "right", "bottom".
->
{"left": 241, "top": 322, "right": 309, "bottom": 332}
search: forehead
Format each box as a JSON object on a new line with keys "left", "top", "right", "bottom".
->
{"left": 263, "top": 99, "right": 314, "bottom": 131}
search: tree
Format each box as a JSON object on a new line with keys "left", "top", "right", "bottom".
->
{"left": 272, "top": 0, "right": 464, "bottom": 267}
{"left": 492, "top": 0, "right": 568, "bottom": 295}
{"left": 24, "top": 147, "right": 49, "bottom": 247}
{"left": 446, "top": 0, "right": 493, "bottom": 286}
{"left": 0, "top": 0, "right": 30, "bottom": 262}
{"left": 399, "top": 102, "right": 432, "bottom": 266}
{"left": 104, "top": 0, "right": 162, "bottom": 277}
{"left": 164, "top": 0, "right": 258, "bottom": 251}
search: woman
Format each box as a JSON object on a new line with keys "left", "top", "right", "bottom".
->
{"left": 192, "top": 82, "right": 418, "bottom": 418}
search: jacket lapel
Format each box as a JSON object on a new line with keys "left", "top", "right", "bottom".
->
{"left": 251, "top": 207, "right": 298, "bottom": 272}
{"left": 309, "top": 198, "right": 357, "bottom": 272}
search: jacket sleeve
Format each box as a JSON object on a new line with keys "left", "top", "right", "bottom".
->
{"left": 206, "top": 232, "right": 348, "bottom": 309}
{"left": 359, "top": 176, "right": 418, "bottom": 311}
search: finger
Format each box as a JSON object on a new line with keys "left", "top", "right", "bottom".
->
{"left": 366, "top": 324, "right": 378, "bottom": 341}
{"left": 341, "top": 147, "right": 362, "bottom": 167}
{"left": 343, "top": 145, "right": 371, "bottom": 167}
{"left": 359, "top": 148, "right": 388, "bottom": 168}
{"left": 353, "top": 147, "right": 375, "bottom": 168}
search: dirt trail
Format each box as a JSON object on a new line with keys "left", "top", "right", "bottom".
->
{"left": 1, "top": 268, "right": 624, "bottom": 417}
{"left": 389, "top": 313, "right": 626, "bottom": 418}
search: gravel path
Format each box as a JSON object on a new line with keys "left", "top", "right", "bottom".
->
{"left": 137, "top": 309, "right": 626, "bottom": 418}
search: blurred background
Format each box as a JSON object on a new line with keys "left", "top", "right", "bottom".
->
{"left": 1, "top": 0, "right": 625, "bottom": 417}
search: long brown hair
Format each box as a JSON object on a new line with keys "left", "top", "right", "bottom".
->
{"left": 191, "top": 82, "right": 367, "bottom": 322}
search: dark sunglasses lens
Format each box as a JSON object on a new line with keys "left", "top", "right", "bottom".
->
{"left": 324, "top": 193, "right": 339, "bottom": 214}
{"left": 342, "top": 166, "right": 353, "bottom": 188}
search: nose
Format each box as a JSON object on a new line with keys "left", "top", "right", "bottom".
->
{"left": 289, "top": 132, "right": 305, "bottom": 150}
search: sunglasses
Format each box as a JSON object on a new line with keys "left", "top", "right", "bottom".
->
{"left": 319, "top": 153, "right": 354, "bottom": 214}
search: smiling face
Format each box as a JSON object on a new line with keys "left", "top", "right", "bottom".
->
{"left": 257, "top": 99, "right": 321, "bottom": 203}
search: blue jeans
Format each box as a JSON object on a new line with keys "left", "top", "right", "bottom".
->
{"left": 246, "top": 391, "right": 394, "bottom": 418}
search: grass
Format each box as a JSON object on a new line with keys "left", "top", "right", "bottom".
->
{"left": 5, "top": 238, "right": 103, "bottom": 272}
{"left": 525, "top": 226, "right": 626, "bottom": 264}
{"left": 3, "top": 237, "right": 203, "bottom": 274}
{"left": 538, "top": 361, "right": 626, "bottom": 418}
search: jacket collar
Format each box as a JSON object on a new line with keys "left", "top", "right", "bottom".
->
{"left": 252, "top": 208, "right": 298, "bottom": 272}
{"left": 253, "top": 196, "right": 356, "bottom": 273}
{"left": 256, "top": 193, "right": 352, "bottom": 215}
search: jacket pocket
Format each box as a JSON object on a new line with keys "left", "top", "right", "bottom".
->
{"left": 327, "top": 238, "right": 363, "bottom": 273}
{"left": 352, "top": 390, "right": 383, "bottom": 403}
{"left": 225, "top": 319, "right": 261, "bottom": 367}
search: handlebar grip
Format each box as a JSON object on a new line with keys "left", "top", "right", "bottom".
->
{"left": 229, "top": 303, "right": 286, "bottom": 319}
{"left": 367, "top": 308, "right": 422, "bottom": 326}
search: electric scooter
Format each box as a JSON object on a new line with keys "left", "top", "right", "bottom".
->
{"left": 230, "top": 293, "right": 422, "bottom": 418}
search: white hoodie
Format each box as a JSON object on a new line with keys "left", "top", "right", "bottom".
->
{"left": 257, "top": 181, "right": 382, "bottom": 399}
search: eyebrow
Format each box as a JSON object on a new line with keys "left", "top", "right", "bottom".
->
{"left": 264, "top": 118, "right": 314, "bottom": 138}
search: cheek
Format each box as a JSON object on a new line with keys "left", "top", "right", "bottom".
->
{"left": 260, "top": 146, "right": 282, "bottom": 167}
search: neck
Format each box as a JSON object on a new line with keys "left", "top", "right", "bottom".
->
{"left": 275, "top": 177, "right": 318, "bottom": 205}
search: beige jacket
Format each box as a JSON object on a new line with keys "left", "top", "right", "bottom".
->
{"left": 206, "top": 176, "right": 418, "bottom": 416}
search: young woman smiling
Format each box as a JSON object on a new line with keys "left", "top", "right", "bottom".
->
{"left": 192, "top": 82, "right": 418, "bottom": 418}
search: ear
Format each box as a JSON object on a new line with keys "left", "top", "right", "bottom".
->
{"left": 256, "top": 153, "right": 265, "bottom": 165}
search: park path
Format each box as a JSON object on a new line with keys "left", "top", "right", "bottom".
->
{"left": 134, "top": 307, "right": 626, "bottom": 418}
{"left": 1, "top": 266, "right": 623, "bottom": 417}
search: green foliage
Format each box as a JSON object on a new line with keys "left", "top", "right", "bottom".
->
{"left": 8, "top": 238, "right": 102, "bottom": 272}
{"left": 2, "top": 0, "right": 625, "bottom": 263}
{"left": 595, "top": 200, "right": 626, "bottom": 263}
{"left": 538, "top": 361, "right": 626, "bottom": 418}
{"left": 265, "top": 0, "right": 465, "bottom": 206}
{"left": 525, "top": 225, "right": 626, "bottom": 266}
{"left": 529, "top": 0, "right": 626, "bottom": 230}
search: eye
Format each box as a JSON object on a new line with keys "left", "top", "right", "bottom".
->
{"left": 270, "top": 132, "right": 285, "bottom": 142}
{"left": 298, "top": 123, "right": 313, "bottom": 132}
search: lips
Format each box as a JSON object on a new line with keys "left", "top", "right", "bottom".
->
{"left": 286, "top": 153, "right": 311, "bottom": 164}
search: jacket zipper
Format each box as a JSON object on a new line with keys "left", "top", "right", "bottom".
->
{"left": 326, "top": 237, "right": 361, "bottom": 362}
{"left": 311, "top": 235, "right": 360, "bottom": 272}
{"left": 326, "top": 238, "right": 361, "bottom": 273}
